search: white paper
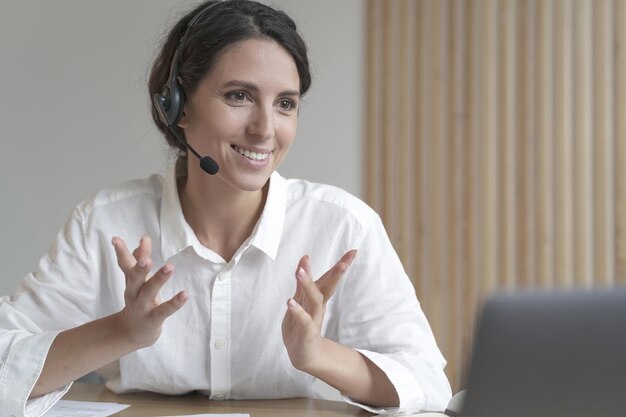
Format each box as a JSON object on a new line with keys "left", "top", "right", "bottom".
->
{"left": 42, "top": 400, "right": 130, "bottom": 417}
{"left": 42, "top": 400, "right": 251, "bottom": 417}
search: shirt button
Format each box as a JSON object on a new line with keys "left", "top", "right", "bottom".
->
{"left": 214, "top": 339, "right": 226, "bottom": 349}
{"left": 217, "top": 272, "right": 229, "bottom": 281}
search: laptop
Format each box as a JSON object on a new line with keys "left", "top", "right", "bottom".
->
{"left": 460, "top": 288, "right": 626, "bottom": 417}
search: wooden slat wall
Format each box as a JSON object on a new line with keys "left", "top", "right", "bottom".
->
{"left": 365, "top": 0, "right": 626, "bottom": 392}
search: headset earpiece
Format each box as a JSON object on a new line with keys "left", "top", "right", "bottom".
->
{"left": 153, "top": 77, "right": 185, "bottom": 128}
{"left": 154, "top": 2, "right": 223, "bottom": 128}
{"left": 152, "top": 1, "right": 222, "bottom": 175}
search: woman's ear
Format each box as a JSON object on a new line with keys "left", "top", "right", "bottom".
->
{"left": 176, "top": 76, "right": 189, "bottom": 129}
{"left": 177, "top": 109, "right": 189, "bottom": 129}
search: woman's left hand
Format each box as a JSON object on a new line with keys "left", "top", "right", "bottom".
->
{"left": 281, "top": 250, "right": 357, "bottom": 372}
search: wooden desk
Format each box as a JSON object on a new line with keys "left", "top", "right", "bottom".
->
{"left": 64, "top": 383, "right": 374, "bottom": 416}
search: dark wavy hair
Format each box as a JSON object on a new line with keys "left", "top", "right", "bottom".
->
{"left": 149, "top": 0, "right": 311, "bottom": 154}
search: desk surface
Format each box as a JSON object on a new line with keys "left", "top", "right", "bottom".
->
{"left": 64, "top": 383, "right": 374, "bottom": 416}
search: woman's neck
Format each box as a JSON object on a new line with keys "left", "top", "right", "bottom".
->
{"left": 178, "top": 171, "right": 267, "bottom": 262}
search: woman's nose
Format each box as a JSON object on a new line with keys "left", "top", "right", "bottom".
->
{"left": 246, "top": 104, "right": 275, "bottom": 140}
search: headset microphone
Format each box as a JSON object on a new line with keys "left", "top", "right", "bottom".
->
{"left": 152, "top": 1, "right": 222, "bottom": 176}
{"left": 163, "top": 121, "right": 220, "bottom": 175}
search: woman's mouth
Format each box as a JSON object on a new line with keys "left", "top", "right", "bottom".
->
{"left": 231, "top": 145, "right": 272, "bottom": 161}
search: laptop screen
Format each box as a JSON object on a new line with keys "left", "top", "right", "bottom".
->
{"left": 461, "top": 288, "right": 626, "bottom": 417}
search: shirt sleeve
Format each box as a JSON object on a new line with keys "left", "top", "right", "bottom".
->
{"left": 0, "top": 330, "right": 71, "bottom": 417}
{"left": 0, "top": 207, "right": 99, "bottom": 417}
{"left": 333, "top": 214, "right": 452, "bottom": 414}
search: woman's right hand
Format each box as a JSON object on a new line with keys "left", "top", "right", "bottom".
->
{"left": 31, "top": 236, "right": 189, "bottom": 399}
{"left": 111, "top": 236, "right": 188, "bottom": 348}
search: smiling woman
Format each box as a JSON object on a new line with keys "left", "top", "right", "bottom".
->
{"left": 0, "top": 1, "right": 450, "bottom": 416}
{"left": 177, "top": 38, "right": 300, "bottom": 198}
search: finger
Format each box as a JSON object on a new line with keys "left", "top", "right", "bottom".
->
{"left": 132, "top": 235, "right": 152, "bottom": 263}
{"left": 150, "top": 290, "right": 189, "bottom": 323}
{"left": 112, "top": 237, "right": 136, "bottom": 272}
{"left": 137, "top": 263, "right": 174, "bottom": 305}
{"left": 316, "top": 250, "right": 357, "bottom": 302}
{"left": 113, "top": 237, "right": 154, "bottom": 301}
{"left": 292, "top": 256, "right": 309, "bottom": 303}
{"left": 125, "top": 255, "right": 154, "bottom": 302}
{"left": 284, "top": 298, "right": 315, "bottom": 331}
{"left": 296, "top": 266, "right": 324, "bottom": 319}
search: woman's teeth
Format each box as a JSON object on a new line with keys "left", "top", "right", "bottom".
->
{"left": 234, "top": 146, "right": 270, "bottom": 161}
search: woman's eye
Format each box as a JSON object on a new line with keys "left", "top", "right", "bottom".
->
{"left": 278, "top": 99, "right": 297, "bottom": 111}
{"left": 226, "top": 91, "right": 248, "bottom": 102}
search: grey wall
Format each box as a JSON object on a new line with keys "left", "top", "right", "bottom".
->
{"left": 0, "top": 0, "right": 364, "bottom": 296}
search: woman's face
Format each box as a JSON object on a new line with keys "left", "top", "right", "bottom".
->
{"left": 179, "top": 38, "right": 300, "bottom": 192}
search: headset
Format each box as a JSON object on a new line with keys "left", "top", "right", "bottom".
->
{"left": 152, "top": 1, "right": 222, "bottom": 175}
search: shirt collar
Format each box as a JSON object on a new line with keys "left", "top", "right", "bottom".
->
{"left": 160, "top": 165, "right": 198, "bottom": 261}
{"left": 159, "top": 167, "right": 286, "bottom": 262}
{"left": 249, "top": 171, "right": 286, "bottom": 260}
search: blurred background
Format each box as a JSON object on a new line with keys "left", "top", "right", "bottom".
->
{"left": 1, "top": 0, "right": 625, "bottom": 394}
{"left": 365, "top": 0, "right": 626, "bottom": 392}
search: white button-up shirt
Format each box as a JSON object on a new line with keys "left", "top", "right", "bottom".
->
{"left": 0, "top": 167, "right": 451, "bottom": 416}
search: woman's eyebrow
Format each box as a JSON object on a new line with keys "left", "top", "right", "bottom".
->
{"left": 223, "top": 80, "right": 258, "bottom": 90}
{"left": 223, "top": 80, "right": 300, "bottom": 97}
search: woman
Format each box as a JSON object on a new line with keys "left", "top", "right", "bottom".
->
{"left": 0, "top": 1, "right": 451, "bottom": 415}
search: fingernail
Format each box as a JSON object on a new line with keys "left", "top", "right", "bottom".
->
{"left": 162, "top": 264, "right": 173, "bottom": 273}
{"left": 288, "top": 298, "right": 300, "bottom": 309}
{"left": 296, "top": 267, "right": 306, "bottom": 279}
{"left": 137, "top": 258, "right": 147, "bottom": 268}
